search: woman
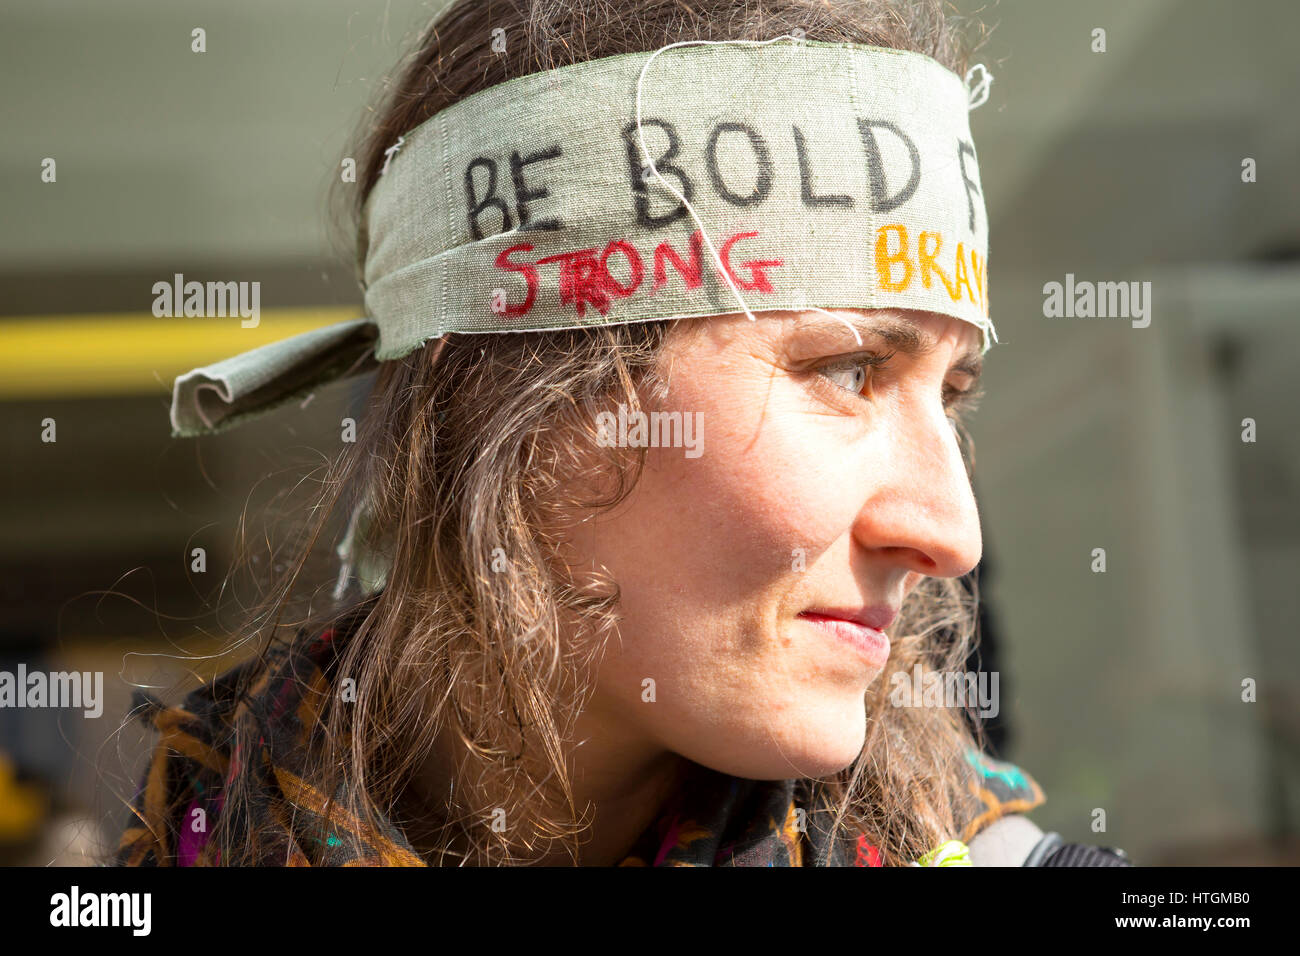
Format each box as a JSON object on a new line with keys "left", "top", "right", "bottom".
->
{"left": 113, "top": 0, "right": 1130, "bottom": 867}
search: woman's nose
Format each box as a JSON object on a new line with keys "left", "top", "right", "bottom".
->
{"left": 851, "top": 400, "right": 983, "bottom": 580}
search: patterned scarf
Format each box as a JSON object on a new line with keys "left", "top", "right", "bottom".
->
{"left": 116, "top": 610, "right": 1045, "bottom": 867}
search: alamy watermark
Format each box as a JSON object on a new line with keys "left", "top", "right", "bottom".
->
{"left": 888, "top": 665, "right": 999, "bottom": 719}
{"left": 595, "top": 403, "right": 703, "bottom": 458}
{"left": 152, "top": 272, "right": 261, "bottom": 327}
{"left": 0, "top": 665, "right": 103, "bottom": 718}
{"left": 1042, "top": 273, "right": 1151, "bottom": 328}
{"left": 50, "top": 886, "right": 150, "bottom": 935}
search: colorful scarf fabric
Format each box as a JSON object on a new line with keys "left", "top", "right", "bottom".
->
{"left": 115, "top": 611, "right": 1045, "bottom": 867}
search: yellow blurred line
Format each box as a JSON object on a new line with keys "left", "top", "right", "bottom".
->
{"left": 0, "top": 307, "right": 361, "bottom": 398}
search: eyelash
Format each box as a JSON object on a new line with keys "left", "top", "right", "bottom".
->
{"left": 815, "top": 350, "right": 982, "bottom": 421}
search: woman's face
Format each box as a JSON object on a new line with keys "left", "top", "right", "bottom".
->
{"left": 566, "top": 308, "right": 985, "bottom": 781}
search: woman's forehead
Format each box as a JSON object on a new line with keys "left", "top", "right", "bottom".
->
{"left": 673, "top": 308, "right": 984, "bottom": 382}
{"left": 707, "top": 307, "right": 981, "bottom": 350}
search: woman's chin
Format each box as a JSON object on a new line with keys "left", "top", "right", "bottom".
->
{"left": 681, "top": 708, "right": 868, "bottom": 781}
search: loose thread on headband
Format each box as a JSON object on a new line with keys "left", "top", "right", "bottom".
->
{"left": 965, "top": 63, "right": 993, "bottom": 111}
{"left": 634, "top": 36, "right": 926, "bottom": 350}
{"left": 634, "top": 35, "right": 813, "bottom": 327}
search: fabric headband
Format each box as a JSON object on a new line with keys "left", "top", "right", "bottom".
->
{"left": 170, "top": 36, "right": 997, "bottom": 437}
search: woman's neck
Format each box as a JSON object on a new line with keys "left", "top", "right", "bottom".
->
{"left": 401, "top": 712, "right": 689, "bottom": 866}
{"left": 532, "top": 747, "right": 688, "bottom": 866}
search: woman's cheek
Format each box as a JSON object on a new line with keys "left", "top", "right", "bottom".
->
{"left": 687, "top": 390, "right": 872, "bottom": 570}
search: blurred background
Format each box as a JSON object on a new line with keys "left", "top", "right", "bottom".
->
{"left": 1, "top": 0, "right": 1297, "bottom": 865}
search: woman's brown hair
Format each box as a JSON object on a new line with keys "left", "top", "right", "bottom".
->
{"left": 139, "top": 0, "right": 997, "bottom": 866}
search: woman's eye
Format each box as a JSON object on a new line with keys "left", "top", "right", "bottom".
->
{"left": 817, "top": 351, "right": 896, "bottom": 398}
{"left": 820, "top": 363, "right": 870, "bottom": 395}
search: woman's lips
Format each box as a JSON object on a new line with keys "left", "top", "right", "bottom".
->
{"left": 798, "top": 611, "right": 892, "bottom": 668}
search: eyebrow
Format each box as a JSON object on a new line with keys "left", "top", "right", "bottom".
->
{"left": 792, "top": 311, "right": 984, "bottom": 383}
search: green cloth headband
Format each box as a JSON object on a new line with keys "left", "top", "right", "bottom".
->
{"left": 171, "top": 36, "right": 996, "bottom": 437}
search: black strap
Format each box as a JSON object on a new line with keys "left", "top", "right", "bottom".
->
{"left": 1040, "top": 842, "right": 1133, "bottom": 866}
{"left": 1023, "top": 831, "right": 1063, "bottom": 866}
{"left": 1023, "top": 832, "right": 1133, "bottom": 867}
